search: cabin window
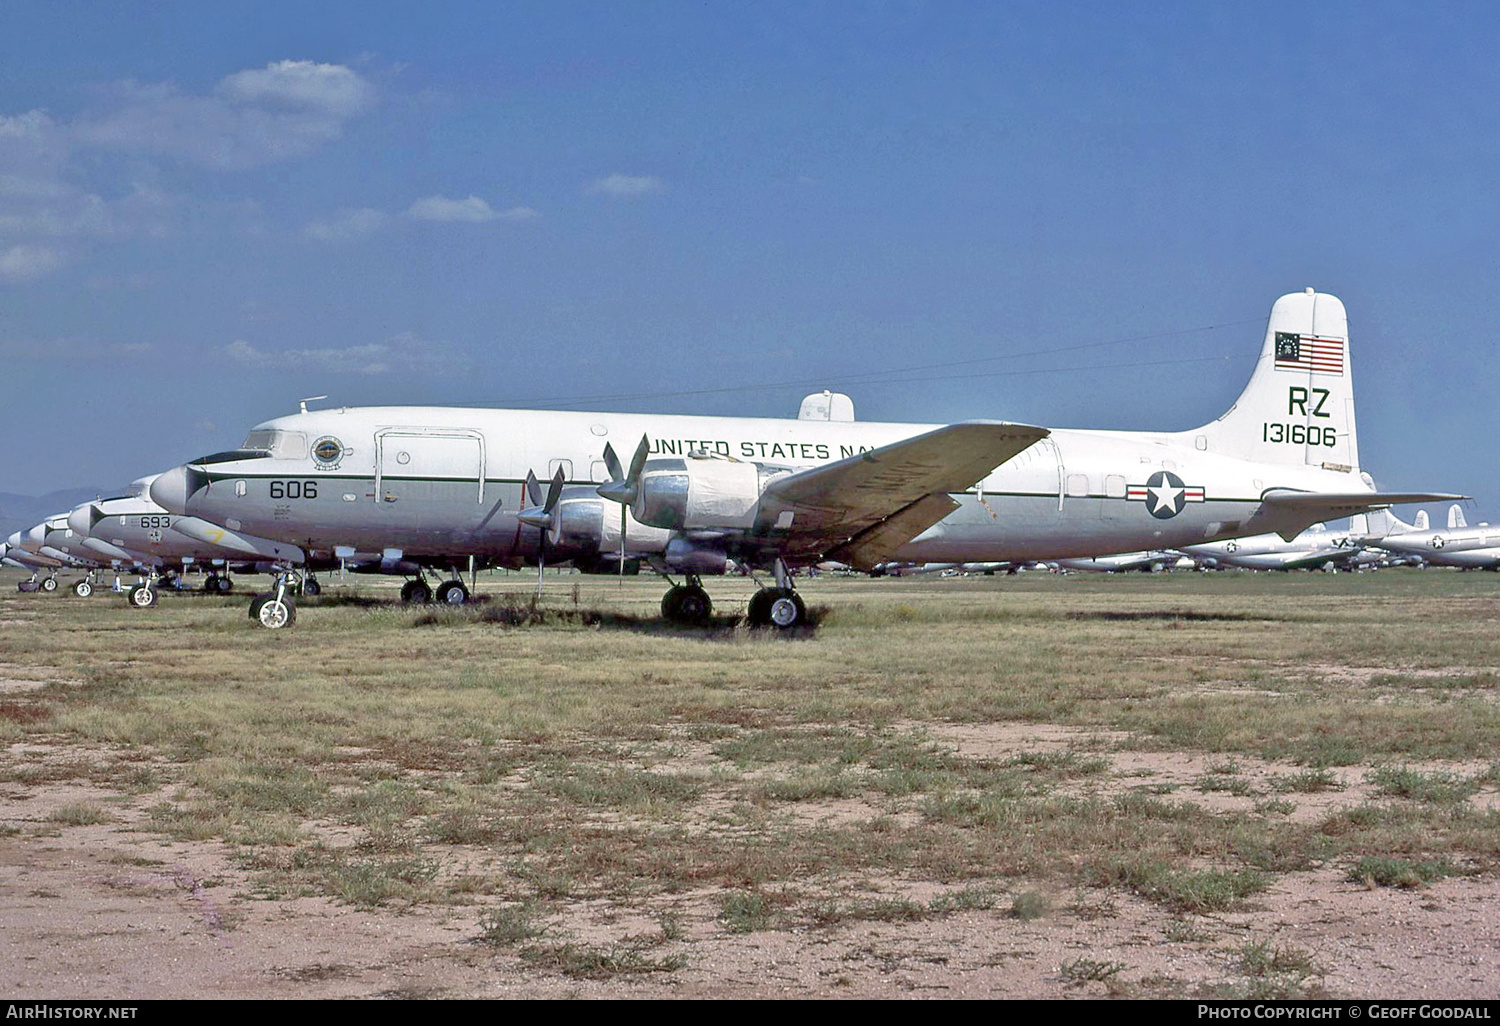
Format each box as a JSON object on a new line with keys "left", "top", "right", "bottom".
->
{"left": 549, "top": 459, "right": 573, "bottom": 481}
{"left": 1066, "top": 474, "right": 1090, "bottom": 498}
{"left": 1105, "top": 475, "right": 1127, "bottom": 499}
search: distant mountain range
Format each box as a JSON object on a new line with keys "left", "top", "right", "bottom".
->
{"left": 0, "top": 488, "right": 121, "bottom": 544}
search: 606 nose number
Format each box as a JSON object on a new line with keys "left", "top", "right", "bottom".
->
{"left": 268, "top": 480, "right": 319, "bottom": 499}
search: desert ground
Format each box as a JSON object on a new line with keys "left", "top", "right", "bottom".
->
{"left": 1, "top": 567, "right": 1496, "bottom": 999}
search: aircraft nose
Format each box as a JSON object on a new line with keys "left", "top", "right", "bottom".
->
{"left": 67, "top": 504, "right": 97, "bottom": 537}
{"left": 5, "top": 532, "right": 20, "bottom": 550}
{"left": 151, "top": 465, "right": 207, "bottom": 514}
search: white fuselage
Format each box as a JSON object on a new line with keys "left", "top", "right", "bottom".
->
{"left": 156, "top": 405, "right": 1371, "bottom": 569}
{"left": 1378, "top": 525, "right": 1500, "bottom": 569}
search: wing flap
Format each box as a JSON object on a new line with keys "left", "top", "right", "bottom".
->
{"left": 826, "top": 494, "right": 960, "bottom": 569}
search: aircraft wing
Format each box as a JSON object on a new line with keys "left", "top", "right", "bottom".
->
{"left": 1259, "top": 489, "right": 1468, "bottom": 541}
{"left": 756, "top": 420, "right": 1048, "bottom": 567}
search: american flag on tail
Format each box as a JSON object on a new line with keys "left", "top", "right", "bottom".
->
{"left": 1274, "top": 332, "right": 1344, "bottom": 375}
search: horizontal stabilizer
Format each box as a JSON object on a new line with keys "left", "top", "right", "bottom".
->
{"left": 1260, "top": 489, "right": 1468, "bottom": 540}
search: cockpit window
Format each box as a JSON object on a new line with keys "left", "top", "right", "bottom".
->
{"left": 239, "top": 429, "right": 307, "bottom": 460}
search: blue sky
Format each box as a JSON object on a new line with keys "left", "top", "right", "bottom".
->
{"left": 1, "top": 1, "right": 1496, "bottom": 515}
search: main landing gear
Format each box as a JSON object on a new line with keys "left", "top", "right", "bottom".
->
{"left": 400, "top": 572, "right": 470, "bottom": 605}
{"left": 661, "top": 576, "right": 713, "bottom": 625}
{"left": 656, "top": 561, "right": 809, "bottom": 630}
{"left": 72, "top": 573, "right": 96, "bottom": 598}
{"left": 203, "top": 573, "right": 235, "bottom": 594}
{"left": 743, "top": 559, "right": 807, "bottom": 629}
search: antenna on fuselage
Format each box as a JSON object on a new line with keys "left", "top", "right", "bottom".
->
{"left": 298, "top": 395, "right": 328, "bottom": 414}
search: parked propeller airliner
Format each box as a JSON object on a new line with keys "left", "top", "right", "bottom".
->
{"left": 1376, "top": 505, "right": 1500, "bottom": 569}
{"left": 64, "top": 477, "right": 312, "bottom": 605}
{"left": 150, "top": 290, "right": 1460, "bottom": 629}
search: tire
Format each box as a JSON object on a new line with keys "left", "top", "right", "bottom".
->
{"left": 401, "top": 580, "right": 433, "bottom": 605}
{"left": 257, "top": 596, "right": 296, "bottom": 629}
{"left": 436, "top": 580, "right": 470, "bottom": 605}
{"left": 301, "top": 578, "right": 321, "bottom": 597}
{"left": 128, "top": 585, "right": 158, "bottom": 609}
{"left": 41, "top": 577, "right": 58, "bottom": 593}
{"left": 203, "top": 574, "right": 218, "bottom": 592}
{"left": 216, "top": 576, "right": 234, "bottom": 594}
{"left": 664, "top": 585, "right": 711, "bottom": 625}
{"left": 769, "top": 593, "right": 806, "bottom": 629}
{"left": 73, "top": 580, "right": 93, "bottom": 598}
{"left": 746, "top": 588, "right": 776, "bottom": 627}
{"left": 249, "top": 593, "right": 270, "bottom": 620}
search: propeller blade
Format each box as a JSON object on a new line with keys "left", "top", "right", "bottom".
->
{"left": 544, "top": 467, "right": 565, "bottom": 514}
{"left": 627, "top": 435, "right": 649, "bottom": 487}
{"left": 602, "top": 442, "right": 623, "bottom": 484}
{"left": 597, "top": 435, "right": 651, "bottom": 507}
{"left": 525, "top": 470, "right": 542, "bottom": 508}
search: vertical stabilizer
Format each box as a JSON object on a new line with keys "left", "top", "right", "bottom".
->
{"left": 1361, "top": 507, "right": 1418, "bottom": 540}
{"left": 1190, "top": 289, "right": 1358, "bottom": 472}
{"left": 1447, "top": 504, "right": 1467, "bottom": 529}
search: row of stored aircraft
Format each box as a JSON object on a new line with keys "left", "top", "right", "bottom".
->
{"left": 4, "top": 289, "right": 1475, "bottom": 628}
{"left": 878, "top": 504, "right": 1489, "bottom": 576}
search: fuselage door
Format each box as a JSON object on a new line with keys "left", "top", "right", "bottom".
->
{"left": 375, "top": 429, "right": 486, "bottom": 505}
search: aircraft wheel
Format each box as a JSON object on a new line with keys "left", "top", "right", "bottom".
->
{"left": 746, "top": 587, "right": 777, "bottom": 627}
{"left": 41, "top": 577, "right": 58, "bottom": 593}
{"left": 302, "top": 578, "right": 321, "bottom": 597}
{"left": 769, "top": 592, "right": 806, "bottom": 629}
{"left": 249, "top": 593, "right": 269, "bottom": 620}
{"left": 257, "top": 595, "right": 296, "bottom": 629}
{"left": 662, "top": 585, "right": 712, "bottom": 625}
{"left": 401, "top": 580, "right": 433, "bottom": 605}
{"left": 436, "top": 580, "right": 470, "bottom": 605}
{"left": 216, "top": 576, "right": 234, "bottom": 594}
{"left": 203, "top": 574, "right": 218, "bottom": 592}
{"left": 73, "top": 580, "right": 93, "bottom": 599}
{"left": 128, "top": 585, "right": 158, "bottom": 609}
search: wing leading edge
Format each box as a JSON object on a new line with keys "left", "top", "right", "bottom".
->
{"left": 758, "top": 420, "right": 1049, "bottom": 567}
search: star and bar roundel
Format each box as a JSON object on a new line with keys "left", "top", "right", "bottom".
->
{"left": 1126, "top": 471, "right": 1205, "bottom": 519}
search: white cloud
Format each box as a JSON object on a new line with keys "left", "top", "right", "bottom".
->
{"left": 217, "top": 61, "right": 376, "bottom": 118}
{"left": 304, "top": 207, "right": 386, "bottom": 241}
{"left": 227, "top": 338, "right": 391, "bottom": 376}
{"left": 71, "top": 61, "right": 376, "bottom": 170}
{"left": 225, "top": 331, "right": 466, "bottom": 377}
{"left": 405, "top": 195, "right": 537, "bottom": 223}
{"left": 0, "top": 243, "right": 62, "bottom": 281}
{"left": 584, "top": 173, "right": 664, "bottom": 197}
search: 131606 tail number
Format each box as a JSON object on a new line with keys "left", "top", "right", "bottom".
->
{"left": 1262, "top": 423, "right": 1337, "bottom": 447}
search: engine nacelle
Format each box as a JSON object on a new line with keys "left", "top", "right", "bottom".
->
{"left": 633, "top": 454, "right": 788, "bottom": 532}
{"left": 664, "top": 537, "right": 730, "bottom": 575}
{"left": 550, "top": 486, "right": 670, "bottom": 558}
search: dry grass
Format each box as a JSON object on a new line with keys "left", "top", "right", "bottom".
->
{"left": 3, "top": 566, "right": 1499, "bottom": 991}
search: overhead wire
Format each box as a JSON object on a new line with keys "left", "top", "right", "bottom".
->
{"left": 445, "top": 316, "right": 1265, "bottom": 410}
